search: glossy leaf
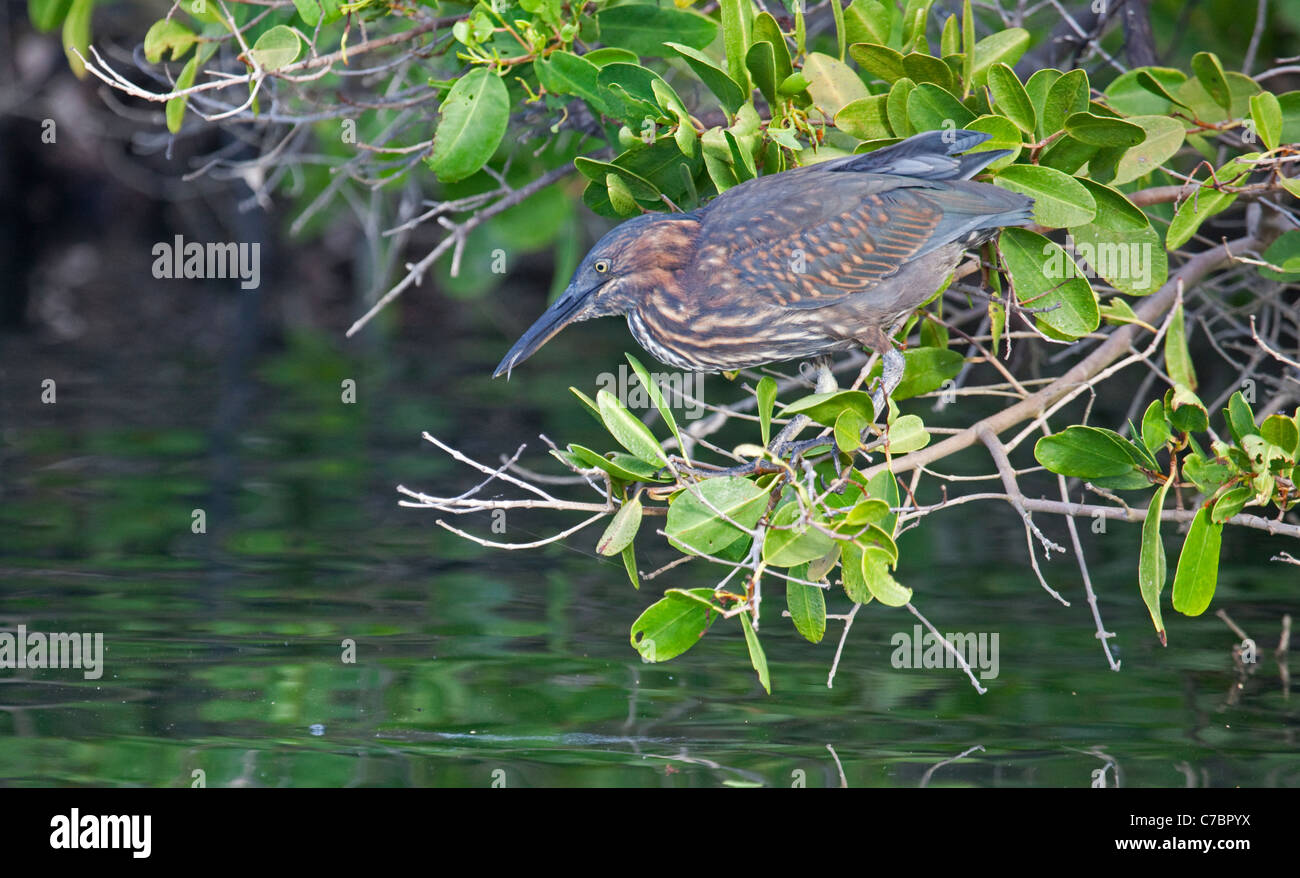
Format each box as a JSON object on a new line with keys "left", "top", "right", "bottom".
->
{"left": 596, "top": 5, "right": 717, "bottom": 56}
{"left": 630, "top": 589, "right": 719, "bottom": 661}
{"left": 1138, "top": 480, "right": 1171, "bottom": 644}
{"left": 249, "top": 24, "right": 301, "bottom": 72}
{"left": 1112, "top": 115, "right": 1185, "bottom": 186}
{"left": 665, "top": 477, "right": 767, "bottom": 555}
{"left": 597, "top": 495, "right": 643, "bottom": 556}
{"left": 1171, "top": 508, "right": 1223, "bottom": 616}
{"left": 998, "top": 227, "right": 1100, "bottom": 338}
{"left": 764, "top": 502, "right": 836, "bottom": 567}
{"left": 1068, "top": 179, "right": 1167, "bottom": 295}
{"left": 597, "top": 390, "right": 669, "bottom": 467}
{"left": 987, "top": 63, "right": 1035, "bottom": 134}
{"left": 1034, "top": 426, "right": 1140, "bottom": 478}
{"left": 429, "top": 68, "right": 509, "bottom": 183}
{"left": 787, "top": 579, "right": 827, "bottom": 644}
{"left": 665, "top": 42, "right": 746, "bottom": 114}
{"left": 740, "top": 615, "right": 771, "bottom": 693}
{"left": 995, "top": 164, "right": 1097, "bottom": 228}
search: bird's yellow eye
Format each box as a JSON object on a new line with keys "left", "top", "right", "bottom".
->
{"left": 593, "top": 259, "right": 609, "bottom": 273}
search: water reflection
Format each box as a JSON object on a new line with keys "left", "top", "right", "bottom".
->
{"left": 1, "top": 332, "right": 1296, "bottom": 787}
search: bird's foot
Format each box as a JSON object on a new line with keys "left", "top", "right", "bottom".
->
{"left": 870, "top": 347, "right": 906, "bottom": 423}
{"left": 771, "top": 357, "right": 839, "bottom": 457}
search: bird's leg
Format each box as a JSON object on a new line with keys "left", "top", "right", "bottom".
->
{"left": 770, "top": 356, "right": 837, "bottom": 456}
{"left": 861, "top": 326, "right": 904, "bottom": 423}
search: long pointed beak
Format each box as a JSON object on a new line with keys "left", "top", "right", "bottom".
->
{"left": 492, "top": 286, "right": 590, "bottom": 378}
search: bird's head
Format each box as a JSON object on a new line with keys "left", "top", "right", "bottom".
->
{"left": 493, "top": 212, "right": 698, "bottom": 378}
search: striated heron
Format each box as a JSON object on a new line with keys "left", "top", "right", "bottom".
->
{"left": 494, "top": 129, "right": 1033, "bottom": 418}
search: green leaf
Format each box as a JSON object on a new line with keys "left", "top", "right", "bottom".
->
{"left": 597, "top": 389, "right": 669, "bottom": 467}
{"left": 745, "top": 40, "right": 778, "bottom": 109}
{"left": 565, "top": 444, "right": 670, "bottom": 482}
{"left": 740, "top": 615, "right": 771, "bottom": 693}
{"left": 1164, "top": 302, "right": 1197, "bottom": 391}
{"left": 569, "top": 386, "right": 604, "bottom": 424}
{"left": 756, "top": 377, "right": 777, "bottom": 447}
{"left": 1024, "top": 68, "right": 1062, "bottom": 136}
{"left": 902, "top": 52, "right": 956, "bottom": 91}
{"left": 1259, "top": 230, "right": 1300, "bottom": 281}
{"left": 597, "top": 495, "right": 643, "bottom": 556}
{"left": 1141, "top": 399, "right": 1171, "bottom": 454}
{"left": 986, "top": 63, "right": 1035, "bottom": 134}
{"left": 995, "top": 164, "right": 1097, "bottom": 228}
{"left": 860, "top": 346, "right": 965, "bottom": 401}
{"left": 965, "top": 114, "right": 1022, "bottom": 169}
{"left": 144, "top": 18, "right": 196, "bottom": 63}
{"left": 1167, "top": 384, "right": 1209, "bottom": 433}
{"left": 764, "top": 502, "right": 836, "bottom": 567}
{"left": 940, "top": 13, "right": 959, "bottom": 57}
{"left": 845, "top": 0, "right": 892, "bottom": 46}
{"left": 596, "top": 4, "right": 717, "bottom": 56}
{"left": 625, "top": 354, "right": 686, "bottom": 463}
{"left": 1104, "top": 67, "right": 1187, "bottom": 116}
{"left": 1165, "top": 177, "right": 1245, "bottom": 251}
{"left": 535, "top": 50, "right": 618, "bottom": 118}
{"left": 862, "top": 548, "right": 911, "bottom": 606}
{"left": 969, "top": 28, "right": 1029, "bottom": 87}
{"left": 29, "top": 0, "right": 73, "bottom": 32}
{"left": 886, "top": 414, "right": 930, "bottom": 453}
{"left": 665, "top": 476, "right": 767, "bottom": 555}
{"left": 166, "top": 53, "right": 199, "bottom": 133}
{"left": 1261, "top": 414, "right": 1299, "bottom": 457}
{"left": 1041, "top": 69, "right": 1089, "bottom": 136}
{"left": 1034, "top": 426, "right": 1140, "bottom": 478}
{"left": 1249, "top": 91, "right": 1282, "bottom": 151}
{"left": 867, "top": 468, "right": 900, "bottom": 534}
{"left": 1064, "top": 112, "right": 1146, "bottom": 148}
{"left": 998, "top": 227, "right": 1099, "bottom": 339}
{"left": 961, "top": 0, "right": 975, "bottom": 91}
{"left": 429, "top": 68, "right": 509, "bottom": 183}
{"left": 836, "top": 95, "right": 892, "bottom": 140}
{"left": 753, "top": 11, "right": 793, "bottom": 84}
{"left": 1139, "top": 480, "right": 1171, "bottom": 644}
{"left": 804, "top": 51, "right": 871, "bottom": 117}
{"left": 1067, "top": 179, "right": 1167, "bottom": 295}
{"left": 1226, "top": 391, "right": 1258, "bottom": 443}
{"left": 833, "top": 408, "right": 868, "bottom": 455}
{"left": 1038, "top": 135, "right": 1097, "bottom": 175}
{"left": 787, "top": 581, "right": 827, "bottom": 644}
{"left": 1112, "top": 115, "right": 1186, "bottom": 186}
{"left": 576, "top": 156, "right": 660, "bottom": 198}
{"left": 886, "top": 77, "right": 916, "bottom": 137}
{"left": 291, "top": 0, "right": 341, "bottom": 26}
{"left": 781, "top": 390, "right": 874, "bottom": 426}
{"left": 907, "top": 82, "right": 974, "bottom": 130}
{"left": 630, "top": 589, "right": 719, "bottom": 662}
{"left": 840, "top": 543, "right": 870, "bottom": 603}
{"left": 1171, "top": 507, "right": 1223, "bottom": 616}
{"left": 900, "top": 0, "right": 933, "bottom": 51}
{"left": 605, "top": 173, "right": 639, "bottom": 217}
{"left": 61, "top": 0, "right": 92, "bottom": 78}
{"left": 848, "top": 42, "right": 906, "bottom": 84}
{"left": 718, "top": 0, "right": 749, "bottom": 89}
{"left": 1211, "top": 485, "right": 1252, "bottom": 524}
{"left": 621, "top": 542, "right": 640, "bottom": 590}
{"left": 1191, "top": 51, "right": 1231, "bottom": 112}
{"left": 665, "top": 42, "right": 746, "bottom": 114}
{"left": 248, "top": 24, "right": 300, "bottom": 72}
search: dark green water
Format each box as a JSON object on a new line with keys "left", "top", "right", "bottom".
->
{"left": 2, "top": 329, "right": 1296, "bottom": 788}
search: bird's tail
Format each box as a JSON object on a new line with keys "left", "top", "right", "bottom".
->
{"left": 832, "top": 129, "right": 1007, "bottom": 181}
